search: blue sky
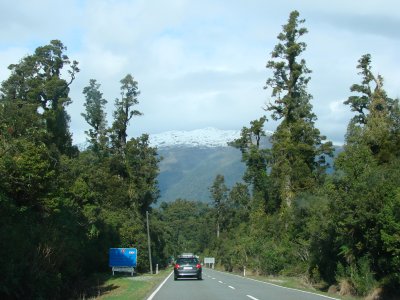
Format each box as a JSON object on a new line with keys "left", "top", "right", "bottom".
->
{"left": 1, "top": 0, "right": 400, "bottom": 145}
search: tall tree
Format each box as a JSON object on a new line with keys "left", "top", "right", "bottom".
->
{"left": 125, "top": 134, "right": 160, "bottom": 213}
{"left": 0, "top": 40, "right": 79, "bottom": 156}
{"left": 344, "top": 54, "right": 399, "bottom": 163}
{"left": 264, "top": 10, "right": 332, "bottom": 208}
{"left": 323, "top": 54, "right": 400, "bottom": 295}
{"left": 209, "top": 174, "right": 229, "bottom": 238}
{"left": 111, "top": 74, "right": 142, "bottom": 152}
{"left": 81, "top": 79, "right": 108, "bottom": 153}
{"left": 229, "top": 116, "right": 271, "bottom": 211}
{"left": 226, "top": 182, "right": 251, "bottom": 226}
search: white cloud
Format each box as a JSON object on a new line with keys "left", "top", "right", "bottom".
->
{"left": 1, "top": 0, "right": 399, "bottom": 145}
{"left": 80, "top": 48, "right": 129, "bottom": 79}
{"left": 329, "top": 100, "right": 348, "bottom": 115}
{"left": 0, "top": 47, "right": 30, "bottom": 80}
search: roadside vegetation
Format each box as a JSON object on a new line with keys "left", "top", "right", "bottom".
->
{"left": 0, "top": 10, "right": 399, "bottom": 300}
{"left": 0, "top": 41, "right": 163, "bottom": 298}
{"left": 211, "top": 266, "right": 362, "bottom": 300}
{"left": 92, "top": 269, "right": 171, "bottom": 300}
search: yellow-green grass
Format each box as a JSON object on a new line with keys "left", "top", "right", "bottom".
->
{"left": 96, "top": 268, "right": 172, "bottom": 300}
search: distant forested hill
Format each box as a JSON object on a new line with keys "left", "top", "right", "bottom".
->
{"left": 155, "top": 144, "right": 341, "bottom": 204}
{"left": 156, "top": 146, "right": 246, "bottom": 203}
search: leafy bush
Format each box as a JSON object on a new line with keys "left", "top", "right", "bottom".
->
{"left": 352, "top": 257, "right": 377, "bottom": 296}
{"left": 259, "top": 242, "right": 288, "bottom": 275}
{"left": 336, "top": 257, "right": 377, "bottom": 296}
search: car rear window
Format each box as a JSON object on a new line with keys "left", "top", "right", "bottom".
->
{"left": 177, "top": 258, "right": 198, "bottom": 264}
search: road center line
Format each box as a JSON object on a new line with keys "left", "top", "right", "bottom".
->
{"left": 218, "top": 280, "right": 224, "bottom": 284}
{"left": 246, "top": 295, "right": 259, "bottom": 300}
{"left": 228, "top": 285, "right": 235, "bottom": 289}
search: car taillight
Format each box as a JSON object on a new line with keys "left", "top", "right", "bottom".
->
{"left": 174, "top": 264, "right": 180, "bottom": 269}
{"left": 196, "top": 264, "right": 201, "bottom": 269}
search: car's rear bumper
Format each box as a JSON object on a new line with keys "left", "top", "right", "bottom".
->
{"left": 174, "top": 269, "right": 202, "bottom": 278}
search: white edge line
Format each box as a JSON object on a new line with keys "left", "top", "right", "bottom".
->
{"left": 209, "top": 269, "right": 340, "bottom": 300}
{"left": 146, "top": 271, "right": 174, "bottom": 300}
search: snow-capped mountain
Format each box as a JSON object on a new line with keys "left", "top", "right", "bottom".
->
{"left": 149, "top": 127, "right": 242, "bottom": 148}
{"left": 150, "top": 127, "right": 337, "bottom": 203}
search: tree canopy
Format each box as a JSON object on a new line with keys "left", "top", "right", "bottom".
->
{"left": 0, "top": 41, "right": 160, "bottom": 299}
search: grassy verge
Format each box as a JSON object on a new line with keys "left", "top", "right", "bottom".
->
{"left": 91, "top": 268, "right": 172, "bottom": 300}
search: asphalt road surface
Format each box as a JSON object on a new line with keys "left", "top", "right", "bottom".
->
{"left": 148, "top": 268, "right": 339, "bottom": 300}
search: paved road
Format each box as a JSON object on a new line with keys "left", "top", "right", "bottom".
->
{"left": 148, "top": 268, "right": 339, "bottom": 300}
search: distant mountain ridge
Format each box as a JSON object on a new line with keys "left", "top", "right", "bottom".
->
{"left": 151, "top": 128, "right": 270, "bottom": 204}
{"left": 151, "top": 128, "right": 340, "bottom": 204}
{"left": 156, "top": 146, "right": 245, "bottom": 203}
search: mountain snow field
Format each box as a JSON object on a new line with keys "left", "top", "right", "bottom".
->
{"left": 149, "top": 127, "right": 241, "bottom": 148}
{"left": 149, "top": 127, "right": 273, "bottom": 148}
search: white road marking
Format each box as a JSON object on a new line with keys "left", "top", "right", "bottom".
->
{"left": 146, "top": 271, "right": 174, "bottom": 300}
{"left": 209, "top": 269, "right": 340, "bottom": 300}
{"left": 228, "top": 285, "right": 235, "bottom": 290}
{"left": 212, "top": 277, "right": 216, "bottom": 280}
{"left": 218, "top": 280, "right": 224, "bottom": 284}
{"left": 246, "top": 295, "right": 259, "bottom": 300}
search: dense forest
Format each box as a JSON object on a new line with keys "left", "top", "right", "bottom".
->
{"left": 0, "top": 40, "right": 162, "bottom": 298}
{"left": 0, "top": 10, "right": 399, "bottom": 299}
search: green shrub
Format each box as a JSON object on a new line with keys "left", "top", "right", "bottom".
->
{"left": 336, "top": 257, "right": 377, "bottom": 296}
{"left": 352, "top": 257, "right": 377, "bottom": 296}
{"left": 259, "top": 243, "right": 287, "bottom": 275}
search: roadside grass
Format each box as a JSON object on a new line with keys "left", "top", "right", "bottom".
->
{"left": 91, "top": 268, "right": 172, "bottom": 300}
{"left": 249, "top": 275, "right": 362, "bottom": 300}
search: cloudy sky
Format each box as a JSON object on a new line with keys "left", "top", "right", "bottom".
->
{"left": 1, "top": 0, "right": 399, "bottom": 145}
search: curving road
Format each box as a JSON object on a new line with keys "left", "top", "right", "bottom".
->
{"left": 147, "top": 268, "right": 340, "bottom": 300}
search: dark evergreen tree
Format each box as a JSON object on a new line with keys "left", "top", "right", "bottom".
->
{"left": 81, "top": 79, "right": 108, "bottom": 153}
{"left": 344, "top": 54, "right": 400, "bottom": 163}
{"left": 0, "top": 40, "right": 79, "bottom": 156}
{"left": 326, "top": 54, "right": 400, "bottom": 294}
{"left": 264, "top": 10, "right": 332, "bottom": 208}
{"left": 229, "top": 116, "right": 271, "bottom": 211}
{"left": 125, "top": 134, "right": 160, "bottom": 213}
{"left": 227, "top": 183, "right": 251, "bottom": 225}
{"left": 111, "top": 74, "right": 142, "bottom": 152}
{"left": 209, "top": 174, "right": 229, "bottom": 238}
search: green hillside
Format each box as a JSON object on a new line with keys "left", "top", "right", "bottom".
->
{"left": 156, "top": 147, "right": 245, "bottom": 203}
{"left": 155, "top": 144, "right": 341, "bottom": 204}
